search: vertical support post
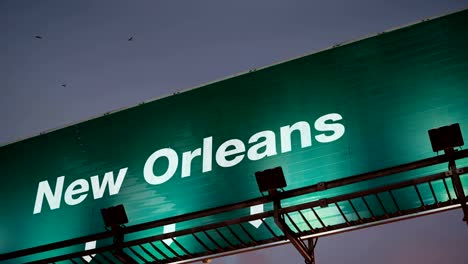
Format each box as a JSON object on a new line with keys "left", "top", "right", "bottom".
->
{"left": 111, "top": 226, "right": 137, "bottom": 264}
{"left": 271, "top": 190, "right": 316, "bottom": 264}
{"left": 307, "top": 238, "right": 318, "bottom": 264}
{"left": 445, "top": 148, "right": 468, "bottom": 224}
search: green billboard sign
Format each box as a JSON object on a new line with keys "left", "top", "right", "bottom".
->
{"left": 1, "top": 8, "right": 468, "bottom": 263}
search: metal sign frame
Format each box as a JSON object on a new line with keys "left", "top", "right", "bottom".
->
{"left": 2, "top": 8, "right": 468, "bottom": 264}
{"left": 2, "top": 149, "right": 467, "bottom": 264}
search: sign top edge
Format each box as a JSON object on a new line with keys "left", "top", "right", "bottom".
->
{"left": 1, "top": 7, "right": 467, "bottom": 148}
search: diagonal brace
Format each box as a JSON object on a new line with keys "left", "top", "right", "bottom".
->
{"left": 271, "top": 190, "right": 316, "bottom": 264}
{"left": 448, "top": 164, "right": 468, "bottom": 224}
{"left": 445, "top": 149, "right": 468, "bottom": 224}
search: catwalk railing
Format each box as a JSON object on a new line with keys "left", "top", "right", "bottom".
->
{"left": 2, "top": 149, "right": 468, "bottom": 264}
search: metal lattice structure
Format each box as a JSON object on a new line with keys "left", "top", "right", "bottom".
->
{"left": 2, "top": 149, "right": 468, "bottom": 264}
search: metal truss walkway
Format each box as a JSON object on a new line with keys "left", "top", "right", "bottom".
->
{"left": 2, "top": 149, "right": 468, "bottom": 264}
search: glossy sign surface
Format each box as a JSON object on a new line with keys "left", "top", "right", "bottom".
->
{"left": 1, "top": 9, "right": 468, "bottom": 260}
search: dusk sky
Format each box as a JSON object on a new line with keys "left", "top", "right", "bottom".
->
{"left": 2, "top": 1, "right": 468, "bottom": 263}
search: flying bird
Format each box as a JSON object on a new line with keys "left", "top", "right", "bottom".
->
{"left": 35, "top": 35, "right": 43, "bottom": 39}
{"left": 128, "top": 36, "right": 133, "bottom": 41}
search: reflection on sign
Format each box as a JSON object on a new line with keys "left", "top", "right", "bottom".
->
{"left": 83, "top": 241, "right": 96, "bottom": 262}
{"left": 1, "top": 9, "right": 468, "bottom": 261}
{"left": 249, "top": 204, "right": 265, "bottom": 228}
{"left": 163, "top": 223, "right": 176, "bottom": 245}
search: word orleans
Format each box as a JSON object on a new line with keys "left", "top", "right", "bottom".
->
{"left": 33, "top": 113, "right": 345, "bottom": 214}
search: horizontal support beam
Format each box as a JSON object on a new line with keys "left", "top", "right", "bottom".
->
{"left": 3, "top": 149, "right": 468, "bottom": 262}
{"left": 281, "top": 166, "right": 467, "bottom": 215}
{"left": 278, "top": 149, "right": 468, "bottom": 199}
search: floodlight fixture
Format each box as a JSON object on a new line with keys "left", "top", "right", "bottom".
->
{"left": 428, "top": 123, "right": 464, "bottom": 152}
{"left": 255, "top": 166, "right": 287, "bottom": 193}
{"left": 101, "top": 204, "right": 128, "bottom": 228}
